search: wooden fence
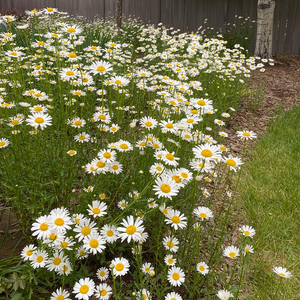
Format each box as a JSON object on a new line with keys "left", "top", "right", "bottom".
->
{"left": 0, "top": 0, "right": 299, "bottom": 55}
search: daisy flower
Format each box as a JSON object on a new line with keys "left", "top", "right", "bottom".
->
{"left": 273, "top": 266, "right": 292, "bottom": 278}
{"left": 59, "top": 68, "right": 79, "bottom": 81}
{"left": 83, "top": 232, "right": 106, "bottom": 255}
{"left": 243, "top": 245, "right": 254, "bottom": 255}
{"left": 136, "top": 289, "right": 151, "bottom": 300}
{"left": 141, "top": 262, "right": 154, "bottom": 275}
{"left": 58, "top": 237, "right": 75, "bottom": 251}
{"left": 118, "top": 199, "right": 127, "bottom": 210}
{"left": 167, "top": 266, "right": 185, "bottom": 286}
{"left": 115, "top": 140, "right": 133, "bottom": 152}
{"left": 76, "top": 246, "right": 89, "bottom": 260}
{"left": 30, "top": 250, "right": 48, "bottom": 269}
{"left": 165, "top": 292, "right": 182, "bottom": 300}
{"left": 87, "top": 200, "right": 107, "bottom": 218}
{"left": 46, "top": 250, "right": 67, "bottom": 272}
{"left": 192, "top": 143, "right": 222, "bottom": 163}
{"left": 31, "top": 215, "right": 51, "bottom": 239}
{"left": 111, "top": 257, "right": 130, "bottom": 277}
{"left": 165, "top": 209, "right": 187, "bottom": 230}
{"left": 74, "top": 132, "right": 90, "bottom": 143}
{"left": 67, "top": 150, "right": 77, "bottom": 156}
{"left": 108, "top": 161, "right": 123, "bottom": 174}
{"left": 158, "top": 150, "right": 180, "bottom": 167}
{"left": 164, "top": 254, "right": 176, "bottom": 266}
{"left": 140, "top": 116, "right": 158, "bottom": 130}
{"left": 196, "top": 261, "right": 209, "bottom": 275}
{"left": 48, "top": 210, "right": 73, "bottom": 234}
{"left": 239, "top": 225, "right": 256, "bottom": 238}
{"left": 74, "top": 219, "right": 98, "bottom": 242}
{"left": 70, "top": 117, "right": 86, "bottom": 128}
{"left": 96, "top": 267, "right": 109, "bottom": 281}
{"left": 193, "top": 206, "right": 214, "bottom": 221}
{"left": 0, "top": 138, "right": 10, "bottom": 148}
{"left": 163, "top": 236, "right": 179, "bottom": 253}
{"left": 21, "top": 244, "right": 37, "bottom": 261}
{"left": 50, "top": 287, "right": 71, "bottom": 300}
{"left": 29, "top": 105, "right": 48, "bottom": 113}
{"left": 95, "top": 283, "right": 112, "bottom": 299}
{"left": 26, "top": 112, "right": 52, "bottom": 130}
{"left": 224, "top": 156, "right": 243, "bottom": 172}
{"left": 97, "top": 149, "right": 117, "bottom": 163}
{"left": 73, "top": 277, "right": 95, "bottom": 300}
{"left": 236, "top": 130, "right": 257, "bottom": 140}
{"left": 63, "top": 25, "right": 83, "bottom": 36}
{"left": 149, "top": 163, "right": 165, "bottom": 176}
{"left": 153, "top": 175, "right": 180, "bottom": 199}
{"left": 117, "top": 215, "right": 145, "bottom": 243}
{"left": 90, "top": 60, "right": 112, "bottom": 75}
{"left": 223, "top": 245, "right": 240, "bottom": 259}
{"left": 100, "top": 224, "right": 119, "bottom": 243}
{"left": 216, "top": 290, "right": 234, "bottom": 300}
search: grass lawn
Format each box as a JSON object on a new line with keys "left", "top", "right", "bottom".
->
{"left": 238, "top": 105, "right": 300, "bottom": 299}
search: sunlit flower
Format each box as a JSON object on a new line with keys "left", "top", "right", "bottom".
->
{"left": 97, "top": 267, "right": 110, "bottom": 281}
{"left": 239, "top": 225, "right": 256, "bottom": 238}
{"left": 73, "top": 277, "right": 95, "bottom": 300}
{"left": 216, "top": 290, "right": 234, "bottom": 300}
{"left": 165, "top": 292, "right": 182, "bottom": 300}
{"left": 243, "top": 245, "right": 254, "bottom": 255}
{"left": 100, "top": 225, "right": 119, "bottom": 243}
{"left": 90, "top": 60, "right": 112, "bottom": 75}
{"left": 163, "top": 236, "right": 179, "bottom": 253}
{"left": 83, "top": 232, "right": 106, "bottom": 255}
{"left": 164, "top": 254, "right": 176, "bottom": 266}
{"left": 26, "top": 112, "right": 52, "bottom": 130}
{"left": 50, "top": 287, "right": 71, "bottom": 300}
{"left": 30, "top": 250, "right": 48, "bottom": 268}
{"left": 153, "top": 175, "right": 179, "bottom": 199}
{"left": 111, "top": 257, "right": 130, "bottom": 276}
{"left": 273, "top": 266, "right": 292, "bottom": 278}
{"left": 165, "top": 209, "right": 187, "bottom": 230}
{"left": 21, "top": 244, "right": 37, "bottom": 261}
{"left": 74, "top": 219, "right": 98, "bottom": 242}
{"left": 236, "top": 130, "right": 257, "bottom": 140}
{"left": 95, "top": 283, "right": 112, "bottom": 299}
{"left": 0, "top": 138, "right": 10, "bottom": 148}
{"left": 117, "top": 215, "right": 145, "bottom": 243}
{"left": 196, "top": 261, "right": 209, "bottom": 275}
{"left": 167, "top": 266, "right": 185, "bottom": 286}
{"left": 46, "top": 250, "right": 67, "bottom": 272}
{"left": 87, "top": 200, "right": 107, "bottom": 218}
{"left": 223, "top": 245, "right": 240, "bottom": 259}
{"left": 193, "top": 206, "right": 214, "bottom": 221}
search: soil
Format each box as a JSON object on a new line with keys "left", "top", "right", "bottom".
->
{"left": 0, "top": 54, "right": 299, "bottom": 266}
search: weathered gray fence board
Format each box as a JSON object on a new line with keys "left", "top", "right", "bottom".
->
{"left": 0, "top": 0, "right": 299, "bottom": 54}
{"left": 284, "top": 0, "right": 298, "bottom": 54}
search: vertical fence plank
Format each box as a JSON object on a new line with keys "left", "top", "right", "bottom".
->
{"left": 283, "top": 0, "right": 297, "bottom": 54}
{"left": 292, "top": 0, "right": 300, "bottom": 54}
{"left": 184, "top": 0, "right": 198, "bottom": 32}
{"left": 276, "top": 0, "right": 290, "bottom": 53}
{"left": 196, "top": 0, "right": 204, "bottom": 31}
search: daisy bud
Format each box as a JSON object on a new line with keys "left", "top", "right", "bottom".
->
{"left": 195, "top": 175, "right": 203, "bottom": 181}
{"left": 132, "top": 292, "right": 136, "bottom": 296}
{"left": 149, "top": 270, "right": 155, "bottom": 277}
{"left": 109, "top": 264, "right": 114, "bottom": 269}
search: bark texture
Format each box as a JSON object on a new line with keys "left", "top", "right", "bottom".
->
{"left": 255, "top": 0, "right": 276, "bottom": 59}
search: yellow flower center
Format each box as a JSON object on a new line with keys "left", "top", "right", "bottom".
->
{"left": 11, "top": 120, "right": 19, "bottom": 125}
{"left": 156, "top": 166, "right": 163, "bottom": 171}
{"left": 34, "top": 106, "right": 43, "bottom": 111}
{"left": 226, "top": 159, "right": 236, "bottom": 167}
{"left": 143, "top": 295, "right": 147, "bottom": 300}
{"left": 79, "top": 285, "right": 89, "bottom": 294}
{"left": 201, "top": 149, "right": 212, "bottom": 157}
{"left": 166, "top": 123, "right": 173, "bottom": 128}
{"left": 97, "top": 161, "right": 106, "bottom": 168}
{"left": 199, "top": 213, "right": 207, "bottom": 218}
{"left": 126, "top": 225, "right": 136, "bottom": 235}
{"left": 34, "top": 117, "right": 44, "bottom": 124}
{"left": 79, "top": 250, "right": 85, "bottom": 256}
{"left": 36, "top": 256, "right": 43, "bottom": 263}
{"left": 161, "top": 184, "right": 171, "bottom": 193}
{"left": 10, "top": 52, "right": 17, "bottom": 56}
{"left": 115, "top": 80, "right": 122, "bottom": 85}
{"left": 60, "top": 242, "right": 68, "bottom": 248}
{"left": 199, "top": 265, "right": 205, "bottom": 271}
{"left": 47, "top": 7, "right": 54, "bottom": 12}
{"left": 0, "top": 142, "right": 5, "bottom": 146}
{"left": 98, "top": 114, "right": 106, "bottom": 120}
{"left": 140, "top": 73, "right": 146, "bottom": 76}
{"left": 91, "top": 46, "right": 97, "bottom": 50}
{"left": 197, "top": 100, "right": 206, "bottom": 106}
{"left": 68, "top": 52, "right": 77, "bottom": 58}
{"left": 116, "top": 263, "right": 124, "bottom": 271}
{"left": 112, "top": 165, "right": 119, "bottom": 170}
{"left": 101, "top": 290, "right": 107, "bottom": 296}
{"left": 68, "top": 150, "right": 76, "bottom": 155}
{"left": 120, "top": 143, "right": 128, "bottom": 149}
{"left": 145, "top": 121, "right": 153, "bottom": 127}
{"left": 34, "top": 93, "right": 42, "bottom": 97}
{"left": 107, "top": 230, "right": 114, "bottom": 237}
{"left": 53, "top": 257, "right": 61, "bottom": 265}
{"left": 121, "top": 202, "right": 126, "bottom": 207}
{"left": 74, "top": 91, "right": 82, "bottom": 95}
{"left": 229, "top": 252, "right": 236, "bottom": 258}
{"left": 103, "top": 152, "right": 111, "bottom": 159}
{"left": 40, "top": 222, "right": 48, "bottom": 231}
{"left": 81, "top": 226, "right": 91, "bottom": 235}
{"left": 140, "top": 142, "right": 146, "bottom": 147}
{"left": 166, "top": 153, "right": 174, "bottom": 160}
{"left": 31, "top": 10, "right": 38, "bottom": 13}
{"left": 56, "top": 296, "right": 64, "bottom": 300}
{"left": 54, "top": 218, "right": 64, "bottom": 226}
{"left": 67, "top": 28, "right": 76, "bottom": 33}
{"left": 172, "top": 272, "right": 180, "bottom": 280}
{"left": 220, "top": 146, "right": 227, "bottom": 151}
{"left": 244, "top": 230, "right": 250, "bottom": 236}
{"left": 26, "top": 249, "right": 33, "bottom": 256}
{"left": 187, "top": 118, "right": 194, "bottom": 123}
{"left": 92, "top": 208, "right": 100, "bottom": 215}
{"left": 279, "top": 273, "right": 285, "bottom": 277}
{"left": 172, "top": 175, "right": 181, "bottom": 183}
{"left": 49, "top": 233, "right": 57, "bottom": 240}
{"left": 243, "top": 132, "right": 251, "bottom": 136}
{"left": 66, "top": 71, "right": 74, "bottom": 76}
{"left": 168, "top": 258, "right": 174, "bottom": 264}
{"left": 97, "top": 66, "right": 106, "bottom": 72}
{"left": 79, "top": 135, "right": 86, "bottom": 140}
{"left": 167, "top": 241, "right": 174, "bottom": 248}
{"left": 171, "top": 216, "right": 180, "bottom": 224}
{"left": 90, "top": 239, "right": 99, "bottom": 248}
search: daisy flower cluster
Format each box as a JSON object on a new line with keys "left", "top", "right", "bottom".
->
{"left": 0, "top": 7, "right": 272, "bottom": 300}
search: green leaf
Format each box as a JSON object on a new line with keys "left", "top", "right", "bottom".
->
{"left": 10, "top": 292, "right": 23, "bottom": 300}
{"left": 13, "top": 281, "right": 19, "bottom": 291}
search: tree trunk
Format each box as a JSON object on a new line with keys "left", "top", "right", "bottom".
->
{"left": 255, "top": 0, "right": 276, "bottom": 59}
{"left": 115, "top": 0, "right": 123, "bottom": 29}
